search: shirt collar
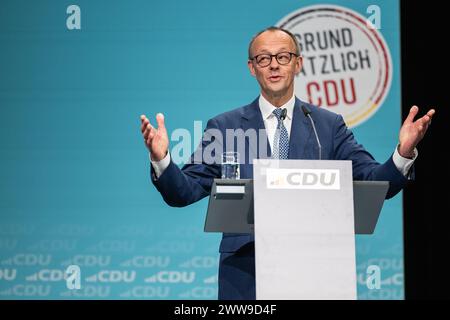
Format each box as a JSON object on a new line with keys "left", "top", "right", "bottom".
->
{"left": 259, "top": 94, "right": 295, "bottom": 121}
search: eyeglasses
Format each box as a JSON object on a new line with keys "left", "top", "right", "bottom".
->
{"left": 250, "top": 52, "right": 299, "bottom": 67}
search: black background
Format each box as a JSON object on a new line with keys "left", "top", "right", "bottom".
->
{"left": 401, "top": 0, "right": 449, "bottom": 299}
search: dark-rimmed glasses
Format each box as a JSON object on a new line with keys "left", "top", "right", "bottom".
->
{"left": 250, "top": 52, "right": 299, "bottom": 67}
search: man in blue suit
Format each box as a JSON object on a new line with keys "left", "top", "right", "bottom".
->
{"left": 140, "top": 27, "right": 435, "bottom": 299}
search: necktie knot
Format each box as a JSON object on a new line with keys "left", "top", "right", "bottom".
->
{"left": 272, "top": 108, "right": 283, "bottom": 121}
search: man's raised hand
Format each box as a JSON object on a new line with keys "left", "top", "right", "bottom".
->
{"left": 140, "top": 113, "right": 169, "bottom": 161}
{"left": 398, "top": 106, "right": 435, "bottom": 158}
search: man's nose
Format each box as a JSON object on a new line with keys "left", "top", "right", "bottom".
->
{"left": 269, "top": 57, "right": 280, "bottom": 70}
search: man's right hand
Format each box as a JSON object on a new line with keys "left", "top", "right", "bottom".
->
{"left": 140, "top": 113, "right": 169, "bottom": 161}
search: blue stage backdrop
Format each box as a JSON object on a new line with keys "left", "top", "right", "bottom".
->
{"left": 0, "top": 0, "right": 403, "bottom": 299}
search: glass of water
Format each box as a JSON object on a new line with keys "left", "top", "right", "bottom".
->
{"left": 221, "top": 151, "right": 240, "bottom": 179}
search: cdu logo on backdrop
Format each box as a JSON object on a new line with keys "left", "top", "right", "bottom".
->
{"left": 277, "top": 4, "right": 393, "bottom": 128}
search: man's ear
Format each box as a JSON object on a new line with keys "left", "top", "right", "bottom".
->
{"left": 294, "top": 56, "right": 303, "bottom": 76}
{"left": 248, "top": 60, "right": 256, "bottom": 77}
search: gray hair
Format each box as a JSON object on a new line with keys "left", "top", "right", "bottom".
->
{"left": 248, "top": 26, "right": 301, "bottom": 59}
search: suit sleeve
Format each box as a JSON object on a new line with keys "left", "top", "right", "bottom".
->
{"left": 150, "top": 118, "right": 222, "bottom": 207}
{"left": 332, "top": 114, "right": 407, "bottom": 199}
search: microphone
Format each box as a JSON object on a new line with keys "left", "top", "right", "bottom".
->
{"left": 301, "top": 105, "right": 322, "bottom": 160}
{"left": 280, "top": 108, "right": 287, "bottom": 121}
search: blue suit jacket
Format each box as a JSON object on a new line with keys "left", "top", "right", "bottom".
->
{"left": 151, "top": 97, "right": 408, "bottom": 299}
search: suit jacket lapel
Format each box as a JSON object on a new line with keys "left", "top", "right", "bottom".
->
{"left": 288, "top": 98, "right": 314, "bottom": 160}
{"left": 241, "top": 98, "right": 271, "bottom": 164}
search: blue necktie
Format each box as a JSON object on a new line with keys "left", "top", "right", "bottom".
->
{"left": 272, "top": 108, "right": 289, "bottom": 159}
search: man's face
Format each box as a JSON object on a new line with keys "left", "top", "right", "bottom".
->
{"left": 248, "top": 30, "right": 302, "bottom": 100}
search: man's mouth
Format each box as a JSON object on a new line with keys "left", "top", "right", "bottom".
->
{"left": 268, "top": 75, "right": 282, "bottom": 82}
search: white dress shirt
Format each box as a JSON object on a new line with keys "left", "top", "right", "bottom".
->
{"left": 151, "top": 95, "right": 417, "bottom": 178}
{"left": 259, "top": 94, "right": 295, "bottom": 152}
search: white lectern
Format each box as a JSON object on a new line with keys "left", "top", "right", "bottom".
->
{"left": 205, "top": 159, "right": 389, "bottom": 300}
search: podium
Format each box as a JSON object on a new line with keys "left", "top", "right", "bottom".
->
{"left": 204, "top": 159, "right": 389, "bottom": 300}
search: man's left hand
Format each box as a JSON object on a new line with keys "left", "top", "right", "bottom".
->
{"left": 398, "top": 105, "right": 435, "bottom": 158}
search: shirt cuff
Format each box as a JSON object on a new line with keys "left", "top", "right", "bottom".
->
{"left": 392, "top": 145, "right": 418, "bottom": 177}
{"left": 150, "top": 152, "right": 171, "bottom": 178}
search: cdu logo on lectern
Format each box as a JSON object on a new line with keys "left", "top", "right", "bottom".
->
{"left": 266, "top": 168, "right": 340, "bottom": 190}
